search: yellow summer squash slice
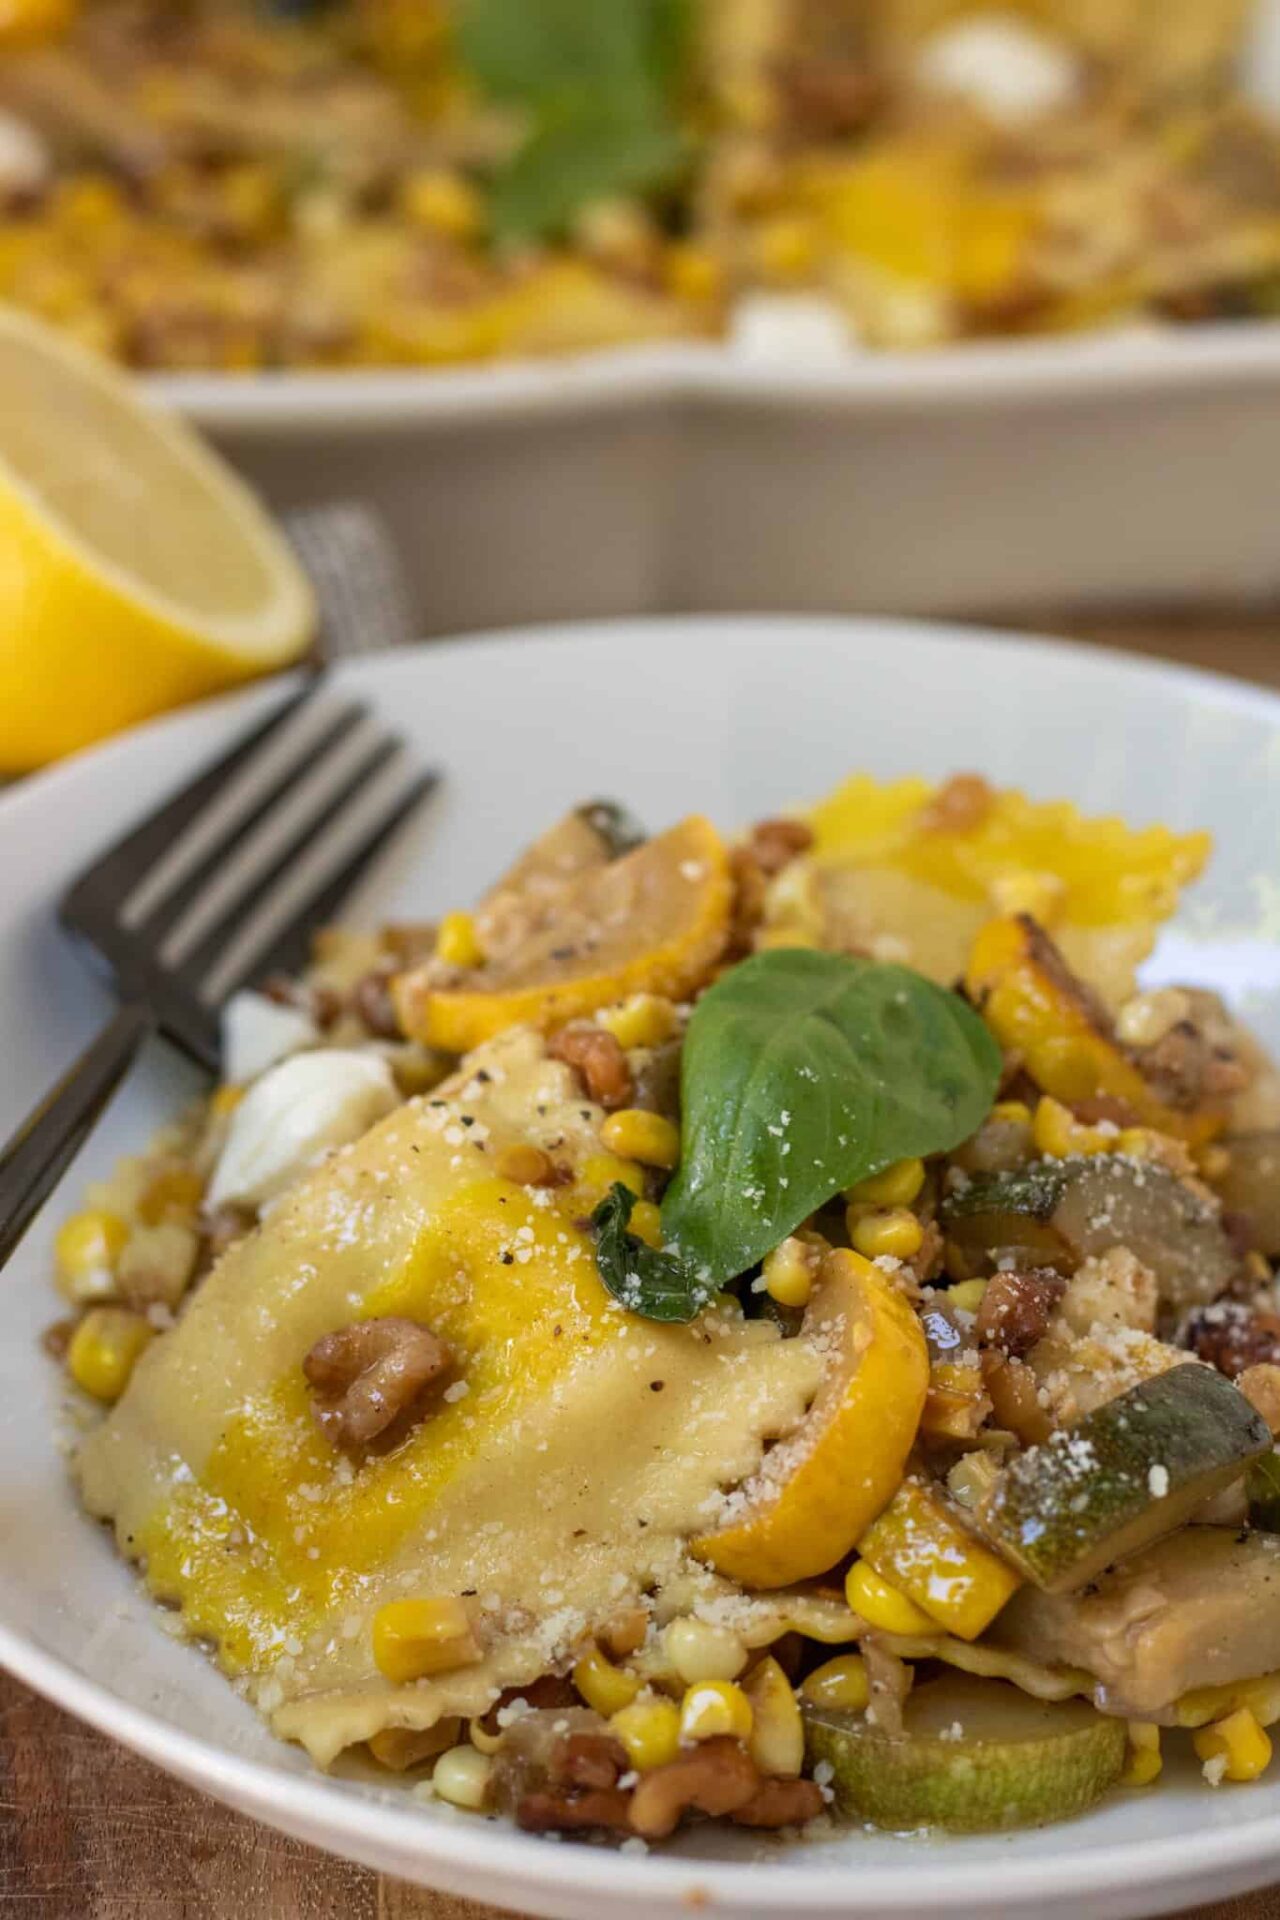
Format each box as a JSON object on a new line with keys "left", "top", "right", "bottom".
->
{"left": 772, "top": 772, "right": 1209, "bottom": 1005}
{"left": 693, "top": 1248, "right": 929, "bottom": 1589}
{"left": 395, "top": 815, "right": 733, "bottom": 1052}
{"left": 965, "top": 913, "right": 1227, "bottom": 1144}
{"left": 857, "top": 1476, "right": 1021, "bottom": 1641}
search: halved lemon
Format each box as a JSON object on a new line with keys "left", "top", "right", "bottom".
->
{"left": 0, "top": 307, "right": 314, "bottom": 769}
{"left": 395, "top": 815, "right": 733, "bottom": 1053}
{"left": 693, "top": 1249, "right": 929, "bottom": 1589}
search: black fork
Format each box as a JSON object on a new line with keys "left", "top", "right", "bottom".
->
{"left": 0, "top": 680, "right": 436, "bottom": 1267}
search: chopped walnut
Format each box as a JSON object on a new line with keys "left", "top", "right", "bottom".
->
{"left": 976, "top": 1268, "right": 1068, "bottom": 1359}
{"left": 547, "top": 1025, "right": 632, "bottom": 1110}
{"left": 517, "top": 1786, "right": 633, "bottom": 1833}
{"left": 731, "top": 1776, "right": 825, "bottom": 1828}
{"left": 1178, "top": 1300, "right": 1280, "bottom": 1378}
{"left": 728, "top": 844, "right": 768, "bottom": 955}
{"left": 918, "top": 773, "right": 994, "bottom": 835}
{"left": 303, "top": 1315, "right": 451, "bottom": 1450}
{"left": 1134, "top": 1019, "right": 1249, "bottom": 1110}
{"left": 980, "top": 1347, "right": 1053, "bottom": 1446}
{"left": 628, "top": 1737, "right": 761, "bottom": 1839}
{"left": 749, "top": 818, "right": 814, "bottom": 876}
{"left": 351, "top": 968, "right": 403, "bottom": 1040}
{"left": 1239, "top": 1363, "right": 1280, "bottom": 1435}
{"left": 511, "top": 1724, "right": 634, "bottom": 1833}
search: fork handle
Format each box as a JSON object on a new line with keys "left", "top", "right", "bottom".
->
{"left": 0, "top": 1003, "right": 155, "bottom": 1270}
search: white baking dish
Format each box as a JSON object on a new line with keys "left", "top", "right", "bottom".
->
{"left": 144, "top": 7, "right": 1280, "bottom": 633}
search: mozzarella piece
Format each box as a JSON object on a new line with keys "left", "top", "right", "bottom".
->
{"left": 221, "top": 990, "right": 318, "bottom": 1087}
{"left": 915, "top": 12, "right": 1079, "bottom": 125}
{"left": 0, "top": 112, "right": 49, "bottom": 193}
{"left": 207, "top": 1049, "right": 398, "bottom": 1212}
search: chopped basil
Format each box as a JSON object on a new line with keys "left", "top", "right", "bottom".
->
{"left": 456, "top": 0, "right": 692, "bottom": 242}
{"left": 590, "top": 1182, "right": 713, "bottom": 1324}
{"left": 661, "top": 949, "right": 1002, "bottom": 1285}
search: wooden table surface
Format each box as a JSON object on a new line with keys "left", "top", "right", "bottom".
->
{"left": 7, "top": 608, "right": 1280, "bottom": 1920}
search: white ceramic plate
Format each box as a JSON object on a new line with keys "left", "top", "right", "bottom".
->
{"left": 3, "top": 616, "right": 1280, "bottom": 1920}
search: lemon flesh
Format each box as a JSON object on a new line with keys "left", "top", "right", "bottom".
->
{"left": 0, "top": 307, "right": 314, "bottom": 768}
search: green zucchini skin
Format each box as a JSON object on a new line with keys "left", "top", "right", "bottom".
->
{"left": 1248, "top": 1449, "right": 1280, "bottom": 1532}
{"left": 803, "top": 1677, "right": 1126, "bottom": 1833}
{"left": 942, "top": 1154, "right": 1237, "bottom": 1314}
{"left": 984, "top": 1365, "right": 1271, "bottom": 1591}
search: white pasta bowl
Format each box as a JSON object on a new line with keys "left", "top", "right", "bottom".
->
{"left": 2, "top": 615, "right": 1280, "bottom": 1920}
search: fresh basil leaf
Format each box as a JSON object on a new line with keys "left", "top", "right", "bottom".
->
{"left": 488, "top": 98, "right": 687, "bottom": 243}
{"left": 591, "top": 1182, "right": 714, "bottom": 1324}
{"left": 456, "top": 0, "right": 688, "bottom": 106}
{"left": 455, "top": 0, "right": 693, "bottom": 242}
{"left": 661, "top": 949, "right": 1002, "bottom": 1284}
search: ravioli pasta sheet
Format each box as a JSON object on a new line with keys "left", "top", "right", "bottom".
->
{"left": 76, "top": 1030, "right": 821, "bottom": 1766}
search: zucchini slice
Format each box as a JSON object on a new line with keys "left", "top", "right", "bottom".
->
{"left": 983, "top": 1365, "right": 1270, "bottom": 1591}
{"left": 942, "top": 1154, "right": 1237, "bottom": 1315}
{"left": 803, "top": 1673, "right": 1126, "bottom": 1833}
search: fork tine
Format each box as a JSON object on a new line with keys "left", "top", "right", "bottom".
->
{"left": 151, "top": 712, "right": 390, "bottom": 964}
{"left": 195, "top": 759, "right": 436, "bottom": 1006}
{"left": 120, "top": 696, "right": 369, "bottom": 936}
{"left": 60, "top": 677, "right": 324, "bottom": 940}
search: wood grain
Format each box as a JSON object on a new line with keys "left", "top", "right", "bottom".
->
{"left": 5, "top": 610, "right": 1280, "bottom": 1920}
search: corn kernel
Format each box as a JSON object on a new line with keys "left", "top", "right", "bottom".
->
{"left": 744, "top": 1656, "right": 804, "bottom": 1777}
{"left": 755, "top": 216, "right": 817, "bottom": 284}
{"left": 1194, "top": 1708, "right": 1273, "bottom": 1783}
{"left": 680, "top": 1678, "right": 753, "bottom": 1744}
{"left": 55, "top": 1210, "right": 129, "bottom": 1293}
{"left": 1116, "top": 987, "right": 1191, "bottom": 1049}
{"left": 209, "top": 1083, "right": 244, "bottom": 1117}
{"left": 800, "top": 1654, "right": 870, "bottom": 1715}
{"left": 495, "top": 1142, "right": 554, "bottom": 1186}
{"left": 578, "top": 1153, "right": 645, "bottom": 1204}
{"left": 628, "top": 1200, "right": 663, "bottom": 1248}
{"left": 66, "top": 1307, "right": 154, "bottom": 1402}
{"left": 597, "top": 994, "right": 679, "bottom": 1051}
{"left": 991, "top": 1100, "right": 1032, "bottom": 1125}
{"left": 138, "top": 1166, "right": 204, "bottom": 1226}
{"left": 946, "top": 1279, "right": 989, "bottom": 1314}
{"left": 664, "top": 1617, "right": 748, "bottom": 1685}
{"left": 599, "top": 1110, "right": 680, "bottom": 1170}
{"left": 665, "top": 242, "right": 724, "bottom": 304}
{"left": 1196, "top": 1142, "right": 1232, "bottom": 1183}
{"left": 1032, "top": 1095, "right": 1111, "bottom": 1161}
{"left": 431, "top": 1744, "right": 492, "bottom": 1810}
{"left": 610, "top": 1694, "right": 683, "bottom": 1771}
{"left": 844, "top": 1560, "right": 934, "bottom": 1636}
{"left": 401, "top": 170, "right": 482, "bottom": 239}
{"left": 573, "top": 1643, "right": 642, "bottom": 1717}
{"left": 0, "top": 0, "right": 76, "bottom": 48}
{"left": 754, "top": 925, "right": 820, "bottom": 951}
{"left": 435, "top": 911, "right": 483, "bottom": 971}
{"left": 372, "top": 1597, "right": 480, "bottom": 1684}
{"left": 761, "top": 1236, "right": 816, "bottom": 1309}
{"left": 849, "top": 1158, "right": 925, "bottom": 1208}
{"left": 850, "top": 1208, "right": 924, "bottom": 1261}
{"left": 1120, "top": 1723, "right": 1162, "bottom": 1787}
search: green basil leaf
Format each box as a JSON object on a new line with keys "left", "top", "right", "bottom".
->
{"left": 487, "top": 97, "right": 688, "bottom": 244}
{"left": 661, "top": 949, "right": 1002, "bottom": 1284}
{"left": 591, "top": 1182, "right": 714, "bottom": 1324}
{"left": 456, "top": 0, "right": 689, "bottom": 106}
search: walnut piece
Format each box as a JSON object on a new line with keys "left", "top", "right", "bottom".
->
{"left": 1179, "top": 1301, "right": 1280, "bottom": 1378}
{"left": 628, "top": 1737, "right": 761, "bottom": 1839}
{"left": 731, "top": 1775, "right": 825, "bottom": 1827}
{"left": 303, "top": 1315, "right": 451, "bottom": 1450}
{"left": 976, "top": 1267, "right": 1068, "bottom": 1359}
{"left": 547, "top": 1025, "right": 633, "bottom": 1110}
{"left": 749, "top": 818, "right": 814, "bottom": 876}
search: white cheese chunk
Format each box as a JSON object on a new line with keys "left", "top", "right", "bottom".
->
{"left": 915, "top": 12, "right": 1079, "bottom": 125}
{"left": 207, "top": 1049, "right": 398, "bottom": 1212}
{"left": 0, "top": 112, "right": 49, "bottom": 193}
{"left": 221, "top": 990, "right": 318, "bottom": 1087}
